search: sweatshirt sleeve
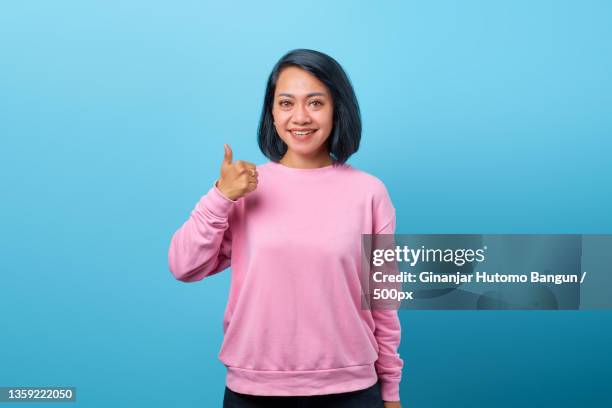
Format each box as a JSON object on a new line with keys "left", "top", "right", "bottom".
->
{"left": 168, "top": 183, "right": 236, "bottom": 282}
{"left": 371, "top": 183, "right": 404, "bottom": 402}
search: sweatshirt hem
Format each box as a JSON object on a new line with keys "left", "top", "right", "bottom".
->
{"left": 225, "top": 363, "right": 378, "bottom": 397}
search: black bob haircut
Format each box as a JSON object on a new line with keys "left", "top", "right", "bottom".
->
{"left": 257, "top": 49, "right": 361, "bottom": 165}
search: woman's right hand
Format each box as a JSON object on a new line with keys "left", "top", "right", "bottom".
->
{"left": 216, "top": 144, "right": 258, "bottom": 201}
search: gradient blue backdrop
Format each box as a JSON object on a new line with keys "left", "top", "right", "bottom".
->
{"left": 1, "top": 1, "right": 611, "bottom": 407}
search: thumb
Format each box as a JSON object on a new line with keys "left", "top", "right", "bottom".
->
{"left": 223, "top": 144, "right": 233, "bottom": 164}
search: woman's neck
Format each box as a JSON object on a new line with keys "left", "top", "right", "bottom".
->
{"left": 279, "top": 151, "right": 334, "bottom": 169}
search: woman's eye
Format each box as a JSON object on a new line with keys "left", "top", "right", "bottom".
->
{"left": 278, "top": 100, "right": 323, "bottom": 108}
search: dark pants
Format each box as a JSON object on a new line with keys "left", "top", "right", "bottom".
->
{"left": 223, "top": 381, "right": 385, "bottom": 408}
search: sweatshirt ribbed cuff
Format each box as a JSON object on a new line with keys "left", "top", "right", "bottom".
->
{"left": 380, "top": 380, "right": 400, "bottom": 402}
{"left": 196, "top": 183, "right": 236, "bottom": 219}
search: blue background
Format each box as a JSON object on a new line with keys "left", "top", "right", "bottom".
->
{"left": 1, "top": 1, "right": 611, "bottom": 407}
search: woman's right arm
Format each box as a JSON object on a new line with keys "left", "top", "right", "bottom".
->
{"left": 168, "top": 144, "right": 258, "bottom": 282}
{"left": 168, "top": 184, "right": 236, "bottom": 282}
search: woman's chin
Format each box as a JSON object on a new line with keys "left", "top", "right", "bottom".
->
{"left": 287, "top": 145, "right": 324, "bottom": 157}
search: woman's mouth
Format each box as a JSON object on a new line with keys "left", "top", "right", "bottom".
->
{"left": 290, "top": 129, "right": 317, "bottom": 140}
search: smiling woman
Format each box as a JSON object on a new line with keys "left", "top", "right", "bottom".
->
{"left": 258, "top": 49, "right": 362, "bottom": 169}
{"left": 168, "top": 49, "right": 403, "bottom": 408}
{"left": 271, "top": 66, "right": 335, "bottom": 166}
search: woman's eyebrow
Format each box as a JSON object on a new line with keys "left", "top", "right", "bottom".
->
{"left": 277, "top": 92, "right": 327, "bottom": 98}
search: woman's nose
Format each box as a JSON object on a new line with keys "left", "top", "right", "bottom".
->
{"left": 292, "top": 103, "right": 311, "bottom": 124}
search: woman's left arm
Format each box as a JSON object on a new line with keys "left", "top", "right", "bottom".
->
{"left": 372, "top": 308, "right": 403, "bottom": 404}
{"left": 371, "top": 182, "right": 404, "bottom": 405}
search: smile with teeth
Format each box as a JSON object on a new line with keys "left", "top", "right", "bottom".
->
{"left": 291, "top": 130, "right": 316, "bottom": 138}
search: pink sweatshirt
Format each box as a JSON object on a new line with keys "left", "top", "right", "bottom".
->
{"left": 168, "top": 161, "right": 403, "bottom": 401}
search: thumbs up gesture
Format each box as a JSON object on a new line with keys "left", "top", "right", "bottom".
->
{"left": 216, "top": 144, "right": 258, "bottom": 201}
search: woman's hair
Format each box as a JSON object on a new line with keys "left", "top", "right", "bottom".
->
{"left": 257, "top": 49, "right": 361, "bottom": 165}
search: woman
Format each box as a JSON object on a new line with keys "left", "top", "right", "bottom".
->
{"left": 168, "top": 49, "right": 403, "bottom": 408}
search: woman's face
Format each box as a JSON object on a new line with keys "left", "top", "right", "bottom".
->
{"left": 272, "top": 66, "right": 334, "bottom": 160}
